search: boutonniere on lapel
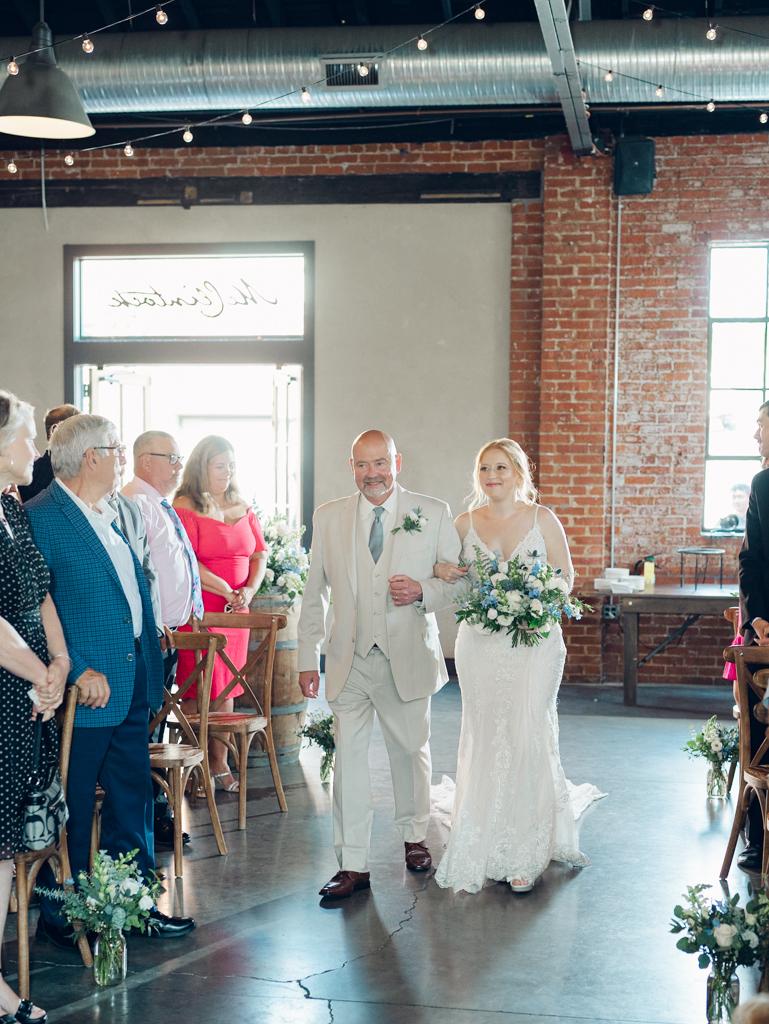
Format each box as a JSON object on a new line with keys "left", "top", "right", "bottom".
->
{"left": 392, "top": 508, "right": 427, "bottom": 535}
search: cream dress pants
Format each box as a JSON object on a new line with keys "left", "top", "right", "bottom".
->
{"left": 328, "top": 648, "right": 432, "bottom": 872}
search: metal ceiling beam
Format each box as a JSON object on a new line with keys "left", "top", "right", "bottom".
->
{"left": 532, "top": 0, "right": 594, "bottom": 155}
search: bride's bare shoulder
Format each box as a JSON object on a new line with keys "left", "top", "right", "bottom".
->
{"left": 453, "top": 510, "right": 472, "bottom": 540}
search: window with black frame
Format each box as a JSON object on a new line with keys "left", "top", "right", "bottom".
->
{"left": 704, "top": 246, "right": 767, "bottom": 534}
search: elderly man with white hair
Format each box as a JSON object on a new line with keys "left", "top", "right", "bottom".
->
{"left": 26, "top": 414, "right": 195, "bottom": 946}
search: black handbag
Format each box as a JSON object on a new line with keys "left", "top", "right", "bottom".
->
{"left": 22, "top": 717, "right": 68, "bottom": 851}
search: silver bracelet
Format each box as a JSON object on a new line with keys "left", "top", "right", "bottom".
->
{"left": 50, "top": 653, "right": 71, "bottom": 662}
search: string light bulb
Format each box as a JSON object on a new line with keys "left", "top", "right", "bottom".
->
{"left": 301, "top": 87, "right": 310, "bottom": 102}
{"left": 706, "top": 24, "right": 717, "bottom": 40}
{"left": 761, "top": 112, "right": 768, "bottom": 124}
{"left": 64, "top": 152, "right": 74, "bottom": 166}
{"left": 82, "top": 37, "right": 94, "bottom": 53}
{"left": 474, "top": 5, "right": 485, "bottom": 18}
{"left": 655, "top": 85, "right": 663, "bottom": 97}
{"left": 706, "top": 99, "right": 716, "bottom": 112}
{"left": 182, "top": 127, "right": 193, "bottom": 142}
{"left": 155, "top": 5, "right": 168, "bottom": 24}
{"left": 604, "top": 70, "right": 613, "bottom": 82}
{"left": 7, "top": 160, "right": 17, "bottom": 174}
{"left": 358, "top": 63, "right": 369, "bottom": 76}
{"left": 241, "top": 111, "right": 252, "bottom": 124}
{"left": 417, "top": 36, "right": 428, "bottom": 50}
{"left": 6, "top": 60, "right": 18, "bottom": 76}
{"left": 124, "top": 143, "right": 134, "bottom": 156}
{"left": 643, "top": 6, "right": 654, "bottom": 19}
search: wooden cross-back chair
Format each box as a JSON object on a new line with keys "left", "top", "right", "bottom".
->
{"left": 11, "top": 684, "right": 93, "bottom": 1000}
{"left": 187, "top": 612, "right": 288, "bottom": 830}
{"left": 721, "top": 644, "right": 769, "bottom": 878}
{"left": 90, "top": 632, "right": 229, "bottom": 877}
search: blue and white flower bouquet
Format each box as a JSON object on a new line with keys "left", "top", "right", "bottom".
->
{"left": 455, "top": 546, "right": 590, "bottom": 648}
{"left": 257, "top": 513, "right": 310, "bottom": 601}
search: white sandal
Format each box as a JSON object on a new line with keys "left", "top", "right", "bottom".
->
{"left": 510, "top": 879, "right": 534, "bottom": 893}
{"left": 213, "top": 772, "right": 239, "bottom": 792}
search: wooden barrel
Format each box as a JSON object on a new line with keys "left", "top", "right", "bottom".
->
{"left": 237, "top": 594, "right": 305, "bottom": 766}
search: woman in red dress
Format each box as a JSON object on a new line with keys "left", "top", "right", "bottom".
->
{"left": 174, "top": 436, "right": 267, "bottom": 792}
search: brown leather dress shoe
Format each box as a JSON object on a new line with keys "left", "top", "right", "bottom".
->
{"left": 319, "top": 870, "right": 371, "bottom": 898}
{"left": 405, "top": 841, "right": 432, "bottom": 871}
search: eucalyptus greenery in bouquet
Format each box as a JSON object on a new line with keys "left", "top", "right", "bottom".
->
{"left": 671, "top": 883, "right": 769, "bottom": 1020}
{"left": 256, "top": 512, "right": 310, "bottom": 601}
{"left": 683, "top": 716, "right": 739, "bottom": 768}
{"left": 37, "top": 849, "right": 160, "bottom": 986}
{"left": 455, "top": 546, "right": 590, "bottom": 649}
{"left": 296, "top": 711, "right": 335, "bottom": 782}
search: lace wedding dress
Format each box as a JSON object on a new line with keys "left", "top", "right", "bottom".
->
{"left": 434, "top": 507, "right": 606, "bottom": 894}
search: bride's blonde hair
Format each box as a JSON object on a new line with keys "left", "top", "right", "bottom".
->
{"left": 467, "top": 438, "right": 538, "bottom": 511}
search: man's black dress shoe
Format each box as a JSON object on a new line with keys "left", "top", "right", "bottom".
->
{"left": 153, "top": 816, "right": 191, "bottom": 848}
{"left": 137, "top": 908, "right": 196, "bottom": 937}
{"left": 738, "top": 844, "right": 763, "bottom": 871}
{"left": 35, "top": 915, "right": 92, "bottom": 950}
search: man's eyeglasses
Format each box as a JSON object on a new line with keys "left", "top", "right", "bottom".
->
{"left": 147, "top": 452, "right": 184, "bottom": 466}
{"left": 91, "top": 445, "right": 127, "bottom": 457}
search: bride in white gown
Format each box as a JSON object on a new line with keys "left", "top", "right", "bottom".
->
{"left": 433, "top": 438, "right": 605, "bottom": 895}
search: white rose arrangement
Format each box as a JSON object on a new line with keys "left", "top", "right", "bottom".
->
{"left": 455, "top": 546, "right": 590, "bottom": 649}
{"left": 682, "top": 716, "right": 738, "bottom": 768}
{"left": 257, "top": 511, "right": 310, "bottom": 601}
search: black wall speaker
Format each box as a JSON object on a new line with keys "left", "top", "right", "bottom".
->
{"left": 613, "top": 137, "right": 656, "bottom": 196}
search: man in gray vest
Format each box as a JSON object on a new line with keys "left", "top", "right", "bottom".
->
{"left": 298, "top": 430, "right": 461, "bottom": 898}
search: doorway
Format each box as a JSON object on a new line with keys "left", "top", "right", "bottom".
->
{"left": 76, "top": 363, "right": 302, "bottom": 526}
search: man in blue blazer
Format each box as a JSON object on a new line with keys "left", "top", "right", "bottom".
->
{"left": 26, "top": 415, "right": 195, "bottom": 944}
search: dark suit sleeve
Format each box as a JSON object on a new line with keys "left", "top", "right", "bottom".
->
{"left": 739, "top": 469, "right": 769, "bottom": 631}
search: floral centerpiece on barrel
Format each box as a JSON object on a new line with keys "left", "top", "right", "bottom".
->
{"left": 455, "top": 545, "right": 590, "bottom": 649}
{"left": 249, "top": 512, "right": 311, "bottom": 764}
{"left": 37, "top": 849, "right": 160, "bottom": 987}
{"left": 682, "top": 716, "right": 739, "bottom": 799}
{"left": 297, "top": 711, "right": 335, "bottom": 782}
{"left": 671, "top": 883, "right": 769, "bottom": 1021}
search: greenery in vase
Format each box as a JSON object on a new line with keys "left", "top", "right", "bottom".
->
{"left": 296, "top": 711, "right": 335, "bottom": 782}
{"left": 682, "top": 716, "right": 739, "bottom": 768}
{"left": 671, "top": 883, "right": 769, "bottom": 1017}
{"left": 37, "top": 848, "right": 160, "bottom": 938}
{"left": 256, "top": 512, "right": 310, "bottom": 600}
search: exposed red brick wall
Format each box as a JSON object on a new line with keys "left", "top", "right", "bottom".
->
{"left": 2, "top": 131, "right": 757, "bottom": 686}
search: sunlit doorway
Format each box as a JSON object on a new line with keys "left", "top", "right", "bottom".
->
{"left": 76, "top": 363, "right": 302, "bottom": 526}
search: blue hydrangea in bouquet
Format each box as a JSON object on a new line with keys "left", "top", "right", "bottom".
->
{"left": 256, "top": 512, "right": 310, "bottom": 601}
{"left": 455, "top": 546, "right": 591, "bottom": 648}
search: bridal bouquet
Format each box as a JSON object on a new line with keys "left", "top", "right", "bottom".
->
{"left": 256, "top": 512, "right": 310, "bottom": 601}
{"left": 455, "top": 546, "right": 590, "bottom": 648}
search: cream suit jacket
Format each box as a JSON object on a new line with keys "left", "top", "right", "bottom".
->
{"left": 297, "top": 483, "right": 464, "bottom": 703}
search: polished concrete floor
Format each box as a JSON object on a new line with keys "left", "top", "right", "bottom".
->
{"left": 4, "top": 681, "right": 754, "bottom": 1024}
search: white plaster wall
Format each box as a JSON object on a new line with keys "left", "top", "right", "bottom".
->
{"left": 0, "top": 201, "right": 511, "bottom": 651}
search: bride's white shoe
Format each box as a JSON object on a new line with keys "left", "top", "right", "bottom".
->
{"left": 510, "top": 878, "right": 534, "bottom": 893}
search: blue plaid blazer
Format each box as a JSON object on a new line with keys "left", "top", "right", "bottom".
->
{"left": 26, "top": 482, "right": 163, "bottom": 728}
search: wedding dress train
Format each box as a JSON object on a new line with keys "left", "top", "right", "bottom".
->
{"left": 434, "top": 510, "right": 606, "bottom": 894}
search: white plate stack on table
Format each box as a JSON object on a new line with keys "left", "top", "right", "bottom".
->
{"left": 592, "top": 567, "right": 647, "bottom": 595}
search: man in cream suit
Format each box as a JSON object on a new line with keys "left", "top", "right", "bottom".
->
{"left": 298, "top": 430, "right": 461, "bottom": 898}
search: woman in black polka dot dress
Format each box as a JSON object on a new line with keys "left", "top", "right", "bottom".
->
{"left": 0, "top": 391, "right": 70, "bottom": 1024}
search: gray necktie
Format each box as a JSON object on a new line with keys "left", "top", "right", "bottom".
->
{"left": 369, "top": 507, "right": 384, "bottom": 563}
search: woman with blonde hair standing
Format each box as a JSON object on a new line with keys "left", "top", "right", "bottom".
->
{"left": 174, "top": 436, "right": 267, "bottom": 792}
{"left": 433, "top": 438, "right": 603, "bottom": 895}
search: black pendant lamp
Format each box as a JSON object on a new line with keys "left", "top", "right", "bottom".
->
{"left": 0, "top": 20, "right": 94, "bottom": 139}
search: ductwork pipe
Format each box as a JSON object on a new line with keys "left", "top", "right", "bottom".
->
{"left": 0, "top": 18, "right": 765, "bottom": 113}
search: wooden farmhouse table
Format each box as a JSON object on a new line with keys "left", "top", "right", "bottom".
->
{"left": 577, "top": 584, "right": 739, "bottom": 706}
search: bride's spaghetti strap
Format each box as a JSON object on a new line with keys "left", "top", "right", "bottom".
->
{"left": 533, "top": 504, "right": 539, "bottom": 527}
